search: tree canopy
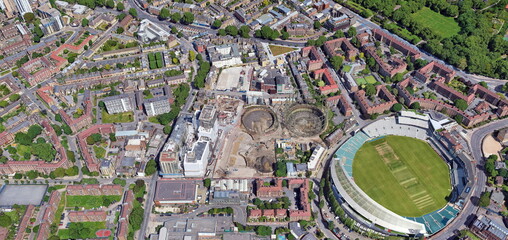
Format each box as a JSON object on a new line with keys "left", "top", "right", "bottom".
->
{"left": 182, "top": 12, "right": 194, "bottom": 25}
{"left": 145, "top": 159, "right": 157, "bottom": 176}
{"left": 454, "top": 99, "right": 468, "bottom": 111}
{"left": 159, "top": 8, "right": 170, "bottom": 20}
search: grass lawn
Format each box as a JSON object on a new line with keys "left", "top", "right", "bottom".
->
{"left": 93, "top": 146, "right": 106, "bottom": 159}
{"left": 353, "top": 136, "right": 451, "bottom": 217}
{"left": 364, "top": 75, "right": 377, "bottom": 84}
{"left": 411, "top": 7, "right": 460, "bottom": 39}
{"left": 66, "top": 195, "right": 121, "bottom": 209}
{"left": 268, "top": 45, "right": 296, "bottom": 56}
{"left": 16, "top": 144, "right": 31, "bottom": 159}
{"left": 58, "top": 222, "right": 107, "bottom": 239}
{"left": 148, "top": 116, "right": 160, "bottom": 124}
{"left": 101, "top": 110, "right": 134, "bottom": 123}
{"left": 355, "top": 77, "right": 367, "bottom": 85}
{"left": 342, "top": 65, "right": 352, "bottom": 73}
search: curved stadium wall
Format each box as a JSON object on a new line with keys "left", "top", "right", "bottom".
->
{"left": 330, "top": 112, "right": 464, "bottom": 236}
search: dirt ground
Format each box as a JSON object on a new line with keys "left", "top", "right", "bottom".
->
{"left": 483, "top": 134, "right": 502, "bottom": 160}
{"left": 213, "top": 105, "right": 327, "bottom": 178}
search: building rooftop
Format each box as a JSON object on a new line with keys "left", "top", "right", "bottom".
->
{"left": 154, "top": 180, "right": 197, "bottom": 202}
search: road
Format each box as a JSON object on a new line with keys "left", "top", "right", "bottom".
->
{"left": 137, "top": 173, "right": 158, "bottom": 240}
{"left": 432, "top": 119, "right": 508, "bottom": 240}
{"left": 153, "top": 204, "right": 247, "bottom": 224}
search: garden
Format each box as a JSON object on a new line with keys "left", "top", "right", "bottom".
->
{"left": 4, "top": 124, "right": 57, "bottom": 162}
{"left": 66, "top": 195, "right": 122, "bottom": 210}
{"left": 101, "top": 109, "right": 134, "bottom": 123}
{"left": 148, "top": 52, "right": 164, "bottom": 69}
{"left": 100, "top": 39, "right": 138, "bottom": 52}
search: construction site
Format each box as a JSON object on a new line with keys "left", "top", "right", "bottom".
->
{"left": 213, "top": 103, "right": 327, "bottom": 178}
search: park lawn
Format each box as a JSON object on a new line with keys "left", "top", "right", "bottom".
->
{"left": 101, "top": 110, "right": 134, "bottom": 123}
{"left": 268, "top": 45, "right": 296, "bottom": 56}
{"left": 58, "top": 222, "right": 107, "bottom": 239}
{"left": 342, "top": 65, "right": 352, "bottom": 73}
{"left": 411, "top": 7, "right": 460, "bottom": 39}
{"left": 93, "top": 146, "right": 106, "bottom": 159}
{"left": 66, "top": 195, "right": 121, "bottom": 209}
{"left": 364, "top": 75, "right": 377, "bottom": 84}
{"left": 16, "top": 144, "right": 31, "bottom": 159}
{"left": 353, "top": 136, "right": 451, "bottom": 217}
{"left": 355, "top": 77, "right": 367, "bottom": 85}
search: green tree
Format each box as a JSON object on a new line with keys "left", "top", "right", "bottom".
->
{"left": 105, "top": 0, "right": 114, "bottom": 8}
{"left": 239, "top": 25, "right": 250, "bottom": 38}
{"left": 479, "top": 191, "right": 491, "bottom": 207}
{"left": 9, "top": 94, "right": 20, "bottom": 102}
{"left": 333, "top": 30, "right": 345, "bottom": 39}
{"left": 116, "top": 27, "right": 124, "bottom": 34}
{"left": 188, "top": 50, "right": 196, "bottom": 62}
{"left": 203, "top": 178, "right": 211, "bottom": 188}
{"left": 116, "top": 2, "right": 124, "bottom": 11}
{"left": 182, "top": 12, "right": 194, "bottom": 24}
{"left": 410, "top": 102, "right": 421, "bottom": 110}
{"left": 392, "top": 103, "right": 403, "bottom": 112}
{"left": 113, "top": 178, "right": 126, "bottom": 187}
{"left": 330, "top": 56, "right": 343, "bottom": 71}
{"left": 0, "top": 213, "right": 12, "bottom": 227}
{"left": 24, "top": 12, "right": 36, "bottom": 23}
{"left": 109, "top": 133, "right": 116, "bottom": 142}
{"left": 313, "top": 21, "right": 321, "bottom": 30}
{"left": 145, "top": 159, "right": 157, "bottom": 176}
{"left": 454, "top": 114, "right": 463, "bottom": 124}
{"left": 159, "top": 8, "right": 170, "bottom": 20}
{"left": 327, "top": 221, "right": 335, "bottom": 230}
{"left": 81, "top": 18, "right": 89, "bottom": 27}
{"left": 0, "top": 101, "right": 8, "bottom": 108}
{"left": 163, "top": 125, "right": 172, "bottom": 134}
{"left": 502, "top": 83, "right": 508, "bottom": 92}
{"left": 62, "top": 124, "right": 72, "bottom": 135}
{"left": 454, "top": 99, "right": 468, "bottom": 111}
{"left": 129, "top": 8, "right": 137, "bottom": 17}
{"left": 26, "top": 170, "right": 38, "bottom": 180}
{"left": 255, "top": 226, "right": 272, "bottom": 236}
{"left": 129, "top": 206, "right": 144, "bottom": 231}
{"left": 65, "top": 166, "right": 79, "bottom": 176}
{"left": 347, "top": 26, "right": 357, "bottom": 37}
{"left": 34, "top": 25, "right": 44, "bottom": 38}
{"left": 225, "top": 25, "right": 238, "bottom": 36}
{"left": 170, "top": 12, "right": 181, "bottom": 23}
{"left": 364, "top": 84, "right": 376, "bottom": 96}
{"left": 212, "top": 20, "right": 222, "bottom": 29}
{"left": 218, "top": 29, "right": 226, "bottom": 36}
{"left": 15, "top": 132, "right": 33, "bottom": 145}
{"left": 281, "top": 30, "right": 289, "bottom": 40}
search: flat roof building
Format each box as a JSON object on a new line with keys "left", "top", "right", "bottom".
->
{"left": 154, "top": 180, "right": 197, "bottom": 205}
{"left": 183, "top": 141, "right": 210, "bottom": 177}
{"left": 144, "top": 96, "right": 171, "bottom": 117}
{"left": 103, "top": 94, "right": 133, "bottom": 114}
{"left": 198, "top": 105, "right": 217, "bottom": 129}
{"left": 138, "top": 19, "right": 170, "bottom": 43}
{"left": 207, "top": 44, "right": 242, "bottom": 68}
{"left": 159, "top": 151, "right": 183, "bottom": 177}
